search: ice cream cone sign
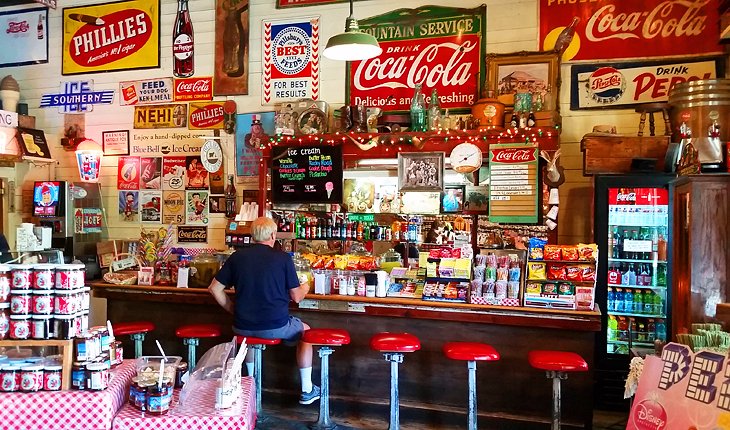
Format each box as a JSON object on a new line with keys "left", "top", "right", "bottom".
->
{"left": 325, "top": 182, "right": 333, "bottom": 199}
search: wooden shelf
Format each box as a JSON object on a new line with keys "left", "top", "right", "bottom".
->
{"left": 0, "top": 339, "right": 73, "bottom": 390}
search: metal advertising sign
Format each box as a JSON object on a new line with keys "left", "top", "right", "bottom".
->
{"left": 162, "top": 191, "right": 185, "bottom": 224}
{"left": 130, "top": 130, "right": 208, "bottom": 157}
{"left": 262, "top": 17, "right": 320, "bottom": 105}
{"left": 174, "top": 77, "right": 213, "bottom": 102}
{"left": 0, "top": 110, "right": 18, "bottom": 128}
{"left": 571, "top": 58, "right": 721, "bottom": 110}
{"left": 0, "top": 7, "right": 48, "bottom": 68}
{"left": 119, "top": 78, "right": 173, "bottom": 106}
{"left": 488, "top": 144, "right": 538, "bottom": 224}
{"left": 177, "top": 226, "right": 208, "bottom": 243}
{"left": 539, "top": 0, "right": 723, "bottom": 62}
{"left": 188, "top": 101, "right": 226, "bottom": 130}
{"left": 40, "top": 81, "right": 114, "bottom": 113}
{"left": 348, "top": 5, "right": 485, "bottom": 113}
{"left": 134, "top": 104, "right": 187, "bottom": 129}
{"left": 62, "top": 0, "right": 160, "bottom": 75}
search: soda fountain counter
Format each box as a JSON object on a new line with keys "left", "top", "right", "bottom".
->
{"left": 89, "top": 281, "right": 600, "bottom": 429}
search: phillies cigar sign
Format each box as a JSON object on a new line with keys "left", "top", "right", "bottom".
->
{"left": 62, "top": 0, "right": 160, "bottom": 75}
{"left": 539, "top": 0, "right": 722, "bottom": 62}
{"left": 347, "top": 5, "right": 485, "bottom": 113}
{"left": 188, "top": 101, "right": 226, "bottom": 130}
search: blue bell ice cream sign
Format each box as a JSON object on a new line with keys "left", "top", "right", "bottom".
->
{"left": 40, "top": 81, "right": 114, "bottom": 113}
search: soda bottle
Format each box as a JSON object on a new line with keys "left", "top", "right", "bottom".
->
{"left": 427, "top": 89, "right": 441, "bottom": 131}
{"left": 37, "top": 14, "right": 43, "bottom": 40}
{"left": 509, "top": 112, "right": 519, "bottom": 128}
{"left": 173, "top": 0, "right": 194, "bottom": 78}
{"left": 657, "top": 227, "right": 667, "bottom": 261}
{"left": 655, "top": 319, "right": 667, "bottom": 341}
{"left": 224, "top": 175, "right": 237, "bottom": 219}
{"left": 409, "top": 84, "right": 427, "bottom": 132}
{"left": 608, "top": 315, "right": 618, "bottom": 341}
{"left": 614, "top": 288, "right": 624, "bottom": 313}
{"left": 653, "top": 292, "right": 663, "bottom": 315}
{"left": 633, "top": 289, "right": 643, "bottom": 314}
{"left": 621, "top": 229, "right": 630, "bottom": 258}
{"left": 553, "top": 16, "right": 579, "bottom": 54}
{"left": 628, "top": 264, "right": 637, "bottom": 286}
{"left": 630, "top": 229, "right": 639, "bottom": 259}
{"left": 647, "top": 319, "right": 656, "bottom": 342}
{"left": 651, "top": 227, "right": 659, "bottom": 260}
{"left": 630, "top": 318, "right": 638, "bottom": 341}
{"left": 624, "top": 288, "right": 634, "bottom": 314}
{"left": 607, "top": 264, "right": 621, "bottom": 285}
{"left": 618, "top": 317, "right": 629, "bottom": 341}
{"left": 637, "top": 323, "right": 647, "bottom": 342}
{"left": 657, "top": 264, "right": 666, "bottom": 287}
{"left": 527, "top": 111, "right": 536, "bottom": 127}
{"left": 612, "top": 227, "right": 622, "bottom": 258}
{"left": 621, "top": 264, "right": 630, "bottom": 285}
{"left": 607, "top": 287, "right": 615, "bottom": 312}
{"left": 643, "top": 290, "right": 654, "bottom": 314}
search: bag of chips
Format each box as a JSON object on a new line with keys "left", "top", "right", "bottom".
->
{"left": 561, "top": 246, "right": 580, "bottom": 261}
{"left": 581, "top": 265, "right": 596, "bottom": 282}
{"left": 544, "top": 245, "right": 562, "bottom": 261}
{"left": 528, "top": 237, "right": 547, "bottom": 260}
{"left": 578, "top": 243, "right": 599, "bottom": 261}
{"left": 547, "top": 264, "right": 567, "bottom": 280}
{"left": 528, "top": 262, "right": 547, "bottom": 280}
{"left": 565, "top": 265, "right": 582, "bottom": 281}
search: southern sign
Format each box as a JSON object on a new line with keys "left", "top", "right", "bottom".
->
{"left": 272, "top": 145, "right": 343, "bottom": 204}
{"left": 348, "top": 5, "right": 485, "bottom": 113}
{"left": 130, "top": 130, "right": 208, "bottom": 156}
{"left": 488, "top": 144, "right": 538, "bottom": 224}
{"left": 62, "top": 0, "right": 160, "bottom": 75}
{"left": 188, "top": 101, "right": 225, "bottom": 130}
{"left": 0, "top": 7, "right": 48, "bottom": 68}
{"left": 40, "top": 81, "right": 114, "bottom": 113}
{"left": 262, "top": 17, "right": 320, "bottom": 104}
{"left": 174, "top": 77, "right": 213, "bottom": 101}
{"left": 539, "top": 0, "right": 723, "bottom": 62}
{"left": 571, "top": 58, "right": 720, "bottom": 110}
{"left": 120, "top": 78, "right": 173, "bottom": 106}
{"left": 177, "top": 226, "right": 208, "bottom": 243}
{"left": 134, "top": 104, "right": 188, "bottom": 129}
{"left": 0, "top": 110, "right": 18, "bottom": 128}
{"left": 628, "top": 342, "right": 730, "bottom": 429}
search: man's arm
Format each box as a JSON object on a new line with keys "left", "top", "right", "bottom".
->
{"left": 208, "top": 278, "right": 234, "bottom": 314}
{"left": 289, "top": 281, "right": 310, "bottom": 304}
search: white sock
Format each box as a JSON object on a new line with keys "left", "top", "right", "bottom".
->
{"left": 300, "top": 367, "right": 313, "bottom": 393}
{"left": 246, "top": 362, "right": 254, "bottom": 377}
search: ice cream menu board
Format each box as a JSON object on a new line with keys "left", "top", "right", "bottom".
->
{"left": 272, "top": 145, "right": 343, "bottom": 204}
{"left": 488, "top": 144, "right": 538, "bottom": 223}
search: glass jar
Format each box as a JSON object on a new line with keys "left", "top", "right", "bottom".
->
{"left": 20, "top": 364, "right": 43, "bottom": 392}
{"left": 0, "top": 303, "right": 8, "bottom": 340}
{"left": 69, "top": 264, "right": 85, "bottom": 289}
{"left": 154, "top": 261, "right": 173, "bottom": 286}
{"left": 55, "top": 265, "right": 73, "bottom": 290}
{"left": 9, "top": 315, "right": 30, "bottom": 339}
{"left": 31, "top": 315, "right": 52, "bottom": 339}
{"left": 31, "top": 291, "right": 53, "bottom": 315}
{"left": 292, "top": 253, "right": 313, "bottom": 285}
{"left": 0, "top": 365, "right": 20, "bottom": 392}
{"left": 175, "top": 362, "right": 188, "bottom": 388}
{"left": 0, "top": 265, "right": 10, "bottom": 303}
{"left": 379, "top": 249, "right": 403, "bottom": 274}
{"left": 113, "top": 341, "right": 123, "bottom": 365}
{"left": 86, "top": 362, "right": 110, "bottom": 390}
{"left": 32, "top": 264, "right": 55, "bottom": 290}
{"left": 54, "top": 314, "right": 76, "bottom": 339}
{"left": 11, "top": 265, "right": 33, "bottom": 290}
{"left": 146, "top": 381, "right": 173, "bottom": 415}
{"left": 129, "top": 377, "right": 146, "bottom": 410}
{"left": 71, "top": 362, "right": 87, "bottom": 390}
{"left": 9, "top": 290, "right": 31, "bottom": 315}
{"left": 80, "top": 287, "right": 90, "bottom": 311}
{"left": 54, "top": 290, "right": 74, "bottom": 315}
{"left": 43, "top": 364, "right": 62, "bottom": 391}
{"left": 188, "top": 253, "right": 220, "bottom": 288}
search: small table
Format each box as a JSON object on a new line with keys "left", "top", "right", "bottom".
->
{"left": 112, "top": 377, "right": 256, "bottom": 430}
{"left": 0, "top": 359, "right": 136, "bottom": 430}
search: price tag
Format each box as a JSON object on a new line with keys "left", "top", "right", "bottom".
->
{"left": 298, "top": 299, "right": 319, "bottom": 310}
{"left": 347, "top": 303, "right": 366, "bottom": 313}
{"left": 623, "top": 239, "right": 652, "bottom": 253}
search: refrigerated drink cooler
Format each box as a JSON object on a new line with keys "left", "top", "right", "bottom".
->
{"left": 593, "top": 174, "right": 675, "bottom": 408}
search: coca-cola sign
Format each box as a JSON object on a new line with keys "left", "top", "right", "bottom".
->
{"left": 490, "top": 148, "right": 537, "bottom": 164}
{"left": 62, "top": 0, "right": 160, "bottom": 75}
{"left": 347, "top": 5, "right": 485, "bottom": 113}
{"left": 539, "top": 0, "right": 722, "bottom": 61}
{"left": 488, "top": 144, "right": 538, "bottom": 223}
{"left": 188, "top": 101, "right": 225, "bottom": 130}
{"left": 174, "top": 77, "right": 213, "bottom": 101}
{"left": 177, "top": 226, "right": 208, "bottom": 243}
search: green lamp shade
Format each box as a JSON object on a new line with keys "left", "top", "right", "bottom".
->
{"left": 323, "top": 31, "right": 382, "bottom": 61}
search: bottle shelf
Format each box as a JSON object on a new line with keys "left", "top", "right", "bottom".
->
{"left": 608, "top": 311, "right": 665, "bottom": 318}
{"left": 607, "top": 339, "right": 657, "bottom": 347}
{"left": 608, "top": 258, "right": 667, "bottom": 264}
{"left": 608, "top": 284, "right": 666, "bottom": 290}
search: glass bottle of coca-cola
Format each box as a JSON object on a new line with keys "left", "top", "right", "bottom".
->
{"left": 173, "top": 0, "right": 194, "bottom": 78}
{"left": 225, "top": 175, "right": 237, "bottom": 219}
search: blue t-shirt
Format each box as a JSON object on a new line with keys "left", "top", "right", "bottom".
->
{"left": 215, "top": 244, "right": 300, "bottom": 331}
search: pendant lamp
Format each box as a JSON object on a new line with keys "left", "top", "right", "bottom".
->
{"left": 323, "top": 0, "right": 382, "bottom": 61}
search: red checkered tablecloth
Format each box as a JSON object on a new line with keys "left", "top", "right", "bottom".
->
{"left": 0, "top": 359, "right": 137, "bottom": 430}
{"left": 112, "top": 376, "right": 256, "bottom": 430}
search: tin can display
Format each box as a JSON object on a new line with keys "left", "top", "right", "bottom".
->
{"left": 0, "top": 304, "right": 9, "bottom": 340}
{"left": 20, "top": 365, "right": 43, "bottom": 392}
{"left": 31, "top": 291, "right": 53, "bottom": 315}
{"left": 11, "top": 265, "right": 33, "bottom": 290}
{"left": 9, "top": 315, "right": 30, "bottom": 339}
{"left": 32, "top": 264, "right": 55, "bottom": 290}
{"left": 9, "top": 290, "right": 31, "bottom": 315}
{"left": 31, "top": 315, "right": 53, "bottom": 339}
{"left": 43, "top": 365, "right": 62, "bottom": 391}
{"left": 55, "top": 265, "right": 73, "bottom": 290}
{"left": 0, "top": 265, "right": 10, "bottom": 303}
{"left": 0, "top": 365, "right": 20, "bottom": 392}
{"left": 54, "top": 291, "right": 74, "bottom": 315}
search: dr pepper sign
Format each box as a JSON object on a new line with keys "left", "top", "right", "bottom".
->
{"left": 348, "top": 5, "right": 485, "bottom": 113}
{"left": 62, "top": 0, "right": 160, "bottom": 75}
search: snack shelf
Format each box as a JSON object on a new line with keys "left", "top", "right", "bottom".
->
{"left": 607, "top": 339, "right": 655, "bottom": 347}
{"left": 528, "top": 279, "right": 596, "bottom": 285}
{"left": 607, "top": 258, "right": 667, "bottom": 264}
{"left": 530, "top": 259, "right": 598, "bottom": 264}
{"left": 608, "top": 284, "right": 666, "bottom": 290}
{"left": 425, "top": 277, "right": 471, "bottom": 283}
{"left": 608, "top": 311, "right": 665, "bottom": 318}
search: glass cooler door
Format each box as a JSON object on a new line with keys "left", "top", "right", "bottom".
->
{"left": 605, "top": 187, "right": 669, "bottom": 355}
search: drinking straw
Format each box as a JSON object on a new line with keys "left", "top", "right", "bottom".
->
{"left": 157, "top": 360, "right": 165, "bottom": 390}
{"left": 156, "top": 340, "right": 167, "bottom": 359}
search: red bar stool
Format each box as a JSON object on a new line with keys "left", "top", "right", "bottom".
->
{"left": 113, "top": 321, "right": 155, "bottom": 358}
{"left": 443, "top": 342, "right": 500, "bottom": 430}
{"left": 236, "top": 336, "right": 281, "bottom": 419}
{"left": 175, "top": 324, "right": 222, "bottom": 369}
{"left": 302, "top": 328, "right": 350, "bottom": 430}
{"left": 528, "top": 350, "right": 588, "bottom": 430}
{"left": 370, "top": 332, "right": 420, "bottom": 430}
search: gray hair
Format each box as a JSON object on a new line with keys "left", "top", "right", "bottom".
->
{"left": 251, "top": 217, "right": 277, "bottom": 242}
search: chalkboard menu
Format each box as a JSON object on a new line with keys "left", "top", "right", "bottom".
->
{"left": 272, "top": 145, "right": 343, "bottom": 204}
{"left": 488, "top": 144, "right": 539, "bottom": 223}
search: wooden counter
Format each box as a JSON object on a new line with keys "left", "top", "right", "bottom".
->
{"left": 91, "top": 282, "right": 599, "bottom": 429}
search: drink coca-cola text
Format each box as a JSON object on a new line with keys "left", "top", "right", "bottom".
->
{"left": 177, "top": 80, "right": 210, "bottom": 93}
{"left": 585, "top": 0, "right": 708, "bottom": 42}
{"left": 173, "top": 0, "right": 194, "bottom": 78}
{"left": 492, "top": 149, "right": 536, "bottom": 163}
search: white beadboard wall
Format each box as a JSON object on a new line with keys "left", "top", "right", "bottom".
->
{"left": 1, "top": 0, "right": 646, "bottom": 249}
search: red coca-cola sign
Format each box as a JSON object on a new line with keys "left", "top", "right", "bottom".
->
{"left": 174, "top": 77, "right": 213, "bottom": 101}
{"left": 608, "top": 188, "right": 669, "bottom": 206}
{"left": 7, "top": 21, "right": 29, "bottom": 34}
{"left": 490, "top": 148, "right": 537, "bottom": 163}
{"left": 69, "top": 9, "right": 152, "bottom": 67}
{"left": 188, "top": 102, "right": 225, "bottom": 129}
{"left": 348, "top": 5, "right": 485, "bottom": 113}
{"left": 539, "top": 0, "right": 722, "bottom": 61}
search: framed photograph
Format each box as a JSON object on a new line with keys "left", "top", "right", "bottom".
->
{"left": 209, "top": 195, "right": 226, "bottom": 214}
{"left": 464, "top": 185, "right": 489, "bottom": 213}
{"left": 441, "top": 186, "right": 464, "bottom": 213}
{"left": 398, "top": 152, "right": 444, "bottom": 192}
{"left": 296, "top": 108, "right": 327, "bottom": 135}
{"left": 102, "top": 130, "right": 129, "bottom": 156}
{"left": 486, "top": 50, "right": 560, "bottom": 110}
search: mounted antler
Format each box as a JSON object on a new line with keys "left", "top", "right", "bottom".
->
{"left": 540, "top": 149, "right": 563, "bottom": 184}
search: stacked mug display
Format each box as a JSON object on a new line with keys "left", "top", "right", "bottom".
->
{"left": 1, "top": 264, "right": 89, "bottom": 341}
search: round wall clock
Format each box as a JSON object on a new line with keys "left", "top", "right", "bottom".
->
{"left": 449, "top": 143, "right": 483, "bottom": 174}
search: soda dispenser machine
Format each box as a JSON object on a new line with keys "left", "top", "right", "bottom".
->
{"left": 32, "top": 181, "right": 74, "bottom": 257}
